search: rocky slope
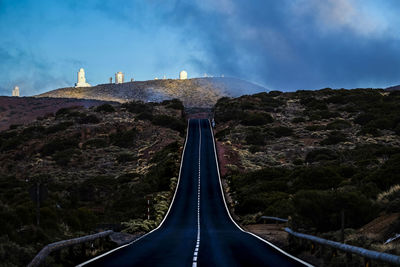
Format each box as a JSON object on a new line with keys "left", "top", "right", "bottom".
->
{"left": 213, "top": 89, "right": 400, "bottom": 265}
{"left": 0, "top": 100, "right": 185, "bottom": 266}
{"left": 0, "top": 96, "right": 111, "bottom": 131}
{"left": 36, "top": 77, "right": 267, "bottom": 108}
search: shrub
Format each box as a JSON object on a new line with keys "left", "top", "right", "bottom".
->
{"left": 354, "top": 113, "right": 375, "bottom": 125}
{"left": 292, "top": 117, "right": 306, "bottom": 123}
{"left": 369, "top": 154, "right": 400, "bottom": 190}
{"left": 122, "top": 101, "right": 152, "bottom": 114}
{"left": 290, "top": 167, "right": 344, "bottom": 191}
{"left": 326, "top": 119, "right": 351, "bottom": 130}
{"left": 161, "top": 99, "right": 184, "bottom": 110}
{"left": 110, "top": 129, "right": 137, "bottom": 148}
{"left": 215, "top": 128, "right": 230, "bottom": 140}
{"left": 136, "top": 111, "right": 153, "bottom": 121}
{"left": 78, "top": 114, "right": 100, "bottom": 124}
{"left": 293, "top": 190, "right": 377, "bottom": 231}
{"left": 83, "top": 138, "right": 108, "bottom": 149}
{"left": 358, "top": 126, "right": 381, "bottom": 137}
{"left": 240, "top": 112, "right": 273, "bottom": 126}
{"left": 320, "top": 131, "right": 347, "bottom": 145}
{"left": 272, "top": 126, "right": 293, "bottom": 137}
{"left": 45, "top": 121, "right": 74, "bottom": 134}
{"left": 117, "top": 153, "right": 136, "bottom": 163}
{"left": 245, "top": 128, "right": 265, "bottom": 146}
{"left": 21, "top": 125, "right": 45, "bottom": 139}
{"left": 41, "top": 138, "right": 79, "bottom": 156}
{"left": 151, "top": 115, "right": 186, "bottom": 134}
{"left": 0, "top": 137, "right": 21, "bottom": 151}
{"left": 305, "top": 124, "right": 325, "bottom": 131}
{"left": 95, "top": 104, "right": 115, "bottom": 113}
{"left": 9, "top": 124, "right": 22, "bottom": 130}
{"left": 53, "top": 148, "right": 81, "bottom": 166}
{"left": 306, "top": 148, "right": 338, "bottom": 163}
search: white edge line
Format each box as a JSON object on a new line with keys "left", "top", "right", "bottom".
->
{"left": 208, "top": 119, "right": 314, "bottom": 267}
{"left": 77, "top": 119, "right": 192, "bottom": 266}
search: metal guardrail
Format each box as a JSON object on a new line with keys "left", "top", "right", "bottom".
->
{"left": 285, "top": 227, "right": 400, "bottom": 265}
{"left": 28, "top": 230, "right": 113, "bottom": 267}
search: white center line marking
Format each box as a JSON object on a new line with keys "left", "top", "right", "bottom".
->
{"left": 192, "top": 120, "right": 202, "bottom": 267}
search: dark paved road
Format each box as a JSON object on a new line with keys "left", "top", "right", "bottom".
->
{"left": 79, "top": 119, "right": 310, "bottom": 267}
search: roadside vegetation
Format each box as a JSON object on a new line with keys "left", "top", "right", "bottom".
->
{"left": 0, "top": 100, "right": 185, "bottom": 266}
{"left": 214, "top": 89, "right": 400, "bottom": 264}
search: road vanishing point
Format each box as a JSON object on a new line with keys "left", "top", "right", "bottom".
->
{"left": 79, "top": 119, "right": 312, "bottom": 267}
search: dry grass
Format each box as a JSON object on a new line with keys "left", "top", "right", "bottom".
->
{"left": 377, "top": 184, "right": 400, "bottom": 203}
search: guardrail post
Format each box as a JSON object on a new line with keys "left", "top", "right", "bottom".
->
{"left": 364, "top": 258, "right": 372, "bottom": 267}
{"left": 311, "top": 242, "right": 316, "bottom": 254}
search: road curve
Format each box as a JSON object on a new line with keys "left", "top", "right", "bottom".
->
{"left": 79, "top": 119, "right": 311, "bottom": 267}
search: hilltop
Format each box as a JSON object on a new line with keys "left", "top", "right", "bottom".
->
{"left": 36, "top": 77, "right": 267, "bottom": 108}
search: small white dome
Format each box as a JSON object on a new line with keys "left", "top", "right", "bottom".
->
{"left": 179, "top": 70, "right": 188, "bottom": 80}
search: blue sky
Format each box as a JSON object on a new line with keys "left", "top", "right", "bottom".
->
{"left": 1, "top": 0, "right": 400, "bottom": 96}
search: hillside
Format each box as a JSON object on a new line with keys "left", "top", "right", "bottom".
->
{"left": 0, "top": 100, "right": 186, "bottom": 266}
{"left": 36, "top": 77, "right": 267, "bottom": 108}
{"left": 213, "top": 89, "right": 400, "bottom": 265}
{"left": 0, "top": 96, "right": 112, "bottom": 131}
{"left": 386, "top": 85, "right": 400, "bottom": 91}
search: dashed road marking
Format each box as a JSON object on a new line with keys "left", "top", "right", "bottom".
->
{"left": 192, "top": 120, "right": 202, "bottom": 267}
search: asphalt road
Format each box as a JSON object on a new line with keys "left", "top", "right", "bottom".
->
{"left": 79, "top": 119, "right": 310, "bottom": 267}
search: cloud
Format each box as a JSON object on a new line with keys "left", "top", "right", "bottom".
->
{"left": 291, "top": 0, "right": 390, "bottom": 38}
{"left": 1, "top": 0, "right": 400, "bottom": 95}
{"left": 0, "top": 46, "right": 70, "bottom": 96}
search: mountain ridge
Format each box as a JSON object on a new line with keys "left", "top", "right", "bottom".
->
{"left": 36, "top": 77, "right": 267, "bottom": 108}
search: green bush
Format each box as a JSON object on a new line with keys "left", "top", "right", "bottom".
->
{"left": 292, "top": 117, "right": 306, "bottom": 123}
{"left": 151, "top": 115, "right": 186, "bottom": 134}
{"left": 95, "top": 104, "right": 115, "bottom": 113}
{"left": 272, "top": 126, "right": 293, "bottom": 137}
{"left": 215, "top": 128, "right": 230, "bottom": 140}
{"left": 293, "top": 190, "right": 377, "bottom": 231}
{"left": 240, "top": 112, "right": 273, "bottom": 126}
{"left": 41, "top": 138, "right": 79, "bottom": 156}
{"left": 326, "top": 119, "right": 351, "bottom": 130}
{"left": 21, "top": 125, "right": 45, "bottom": 140}
{"left": 305, "top": 124, "right": 325, "bottom": 131}
{"left": 290, "top": 167, "right": 344, "bottom": 191}
{"left": 320, "top": 131, "right": 347, "bottom": 145}
{"left": 245, "top": 128, "right": 265, "bottom": 146}
{"left": 110, "top": 129, "right": 137, "bottom": 148}
{"left": 354, "top": 113, "right": 376, "bottom": 126}
{"left": 136, "top": 111, "right": 153, "bottom": 121}
{"left": 53, "top": 148, "right": 81, "bottom": 166}
{"left": 306, "top": 149, "right": 338, "bottom": 163}
{"left": 83, "top": 138, "right": 108, "bottom": 149}
{"left": 45, "top": 121, "right": 74, "bottom": 134}
{"left": 122, "top": 101, "right": 153, "bottom": 114}
{"left": 117, "top": 153, "right": 136, "bottom": 163}
{"left": 161, "top": 99, "right": 184, "bottom": 110}
{"left": 78, "top": 114, "right": 100, "bottom": 124}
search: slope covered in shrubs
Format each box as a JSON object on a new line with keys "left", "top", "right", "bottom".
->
{"left": 214, "top": 89, "right": 400, "bottom": 257}
{"left": 0, "top": 99, "right": 185, "bottom": 265}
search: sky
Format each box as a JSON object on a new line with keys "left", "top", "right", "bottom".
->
{"left": 0, "top": 0, "right": 400, "bottom": 96}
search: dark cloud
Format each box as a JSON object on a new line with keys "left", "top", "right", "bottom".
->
{"left": 149, "top": 0, "right": 400, "bottom": 90}
{"left": 1, "top": 0, "right": 400, "bottom": 95}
